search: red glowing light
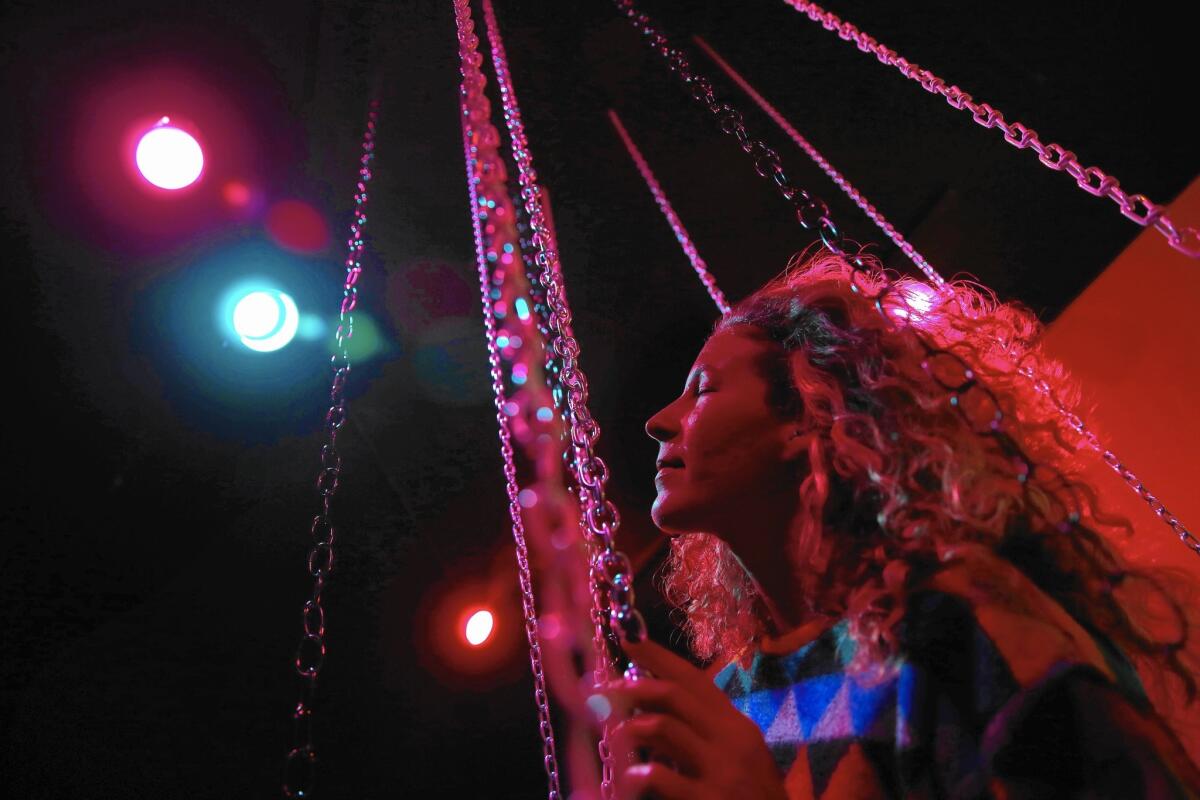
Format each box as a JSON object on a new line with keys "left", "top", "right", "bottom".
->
{"left": 265, "top": 199, "right": 330, "bottom": 254}
{"left": 464, "top": 609, "right": 495, "bottom": 646}
{"left": 135, "top": 119, "right": 204, "bottom": 189}
{"left": 223, "top": 180, "right": 251, "bottom": 207}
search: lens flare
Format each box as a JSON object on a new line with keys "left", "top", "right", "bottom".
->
{"left": 135, "top": 120, "right": 204, "bottom": 189}
{"left": 464, "top": 609, "right": 495, "bottom": 646}
{"left": 233, "top": 291, "right": 281, "bottom": 338}
{"left": 232, "top": 290, "right": 299, "bottom": 353}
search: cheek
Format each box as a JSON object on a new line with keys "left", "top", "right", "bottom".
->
{"left": 688, "top": 418, "right": 783, "bottom": 485}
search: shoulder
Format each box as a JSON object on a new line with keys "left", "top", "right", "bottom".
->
{"left": 899, "top": 543, "right": 1121, "bottom": 691}
{"left": 896, "top": 547, "right": 1200, "bottom": 795}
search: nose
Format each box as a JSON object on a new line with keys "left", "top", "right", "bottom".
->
{"left": 645, "top": 400, "right": 679, "bottom": 444}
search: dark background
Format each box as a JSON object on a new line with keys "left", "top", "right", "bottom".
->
{"left": 1, "top": 1, "right": 1195, "bottom": 797}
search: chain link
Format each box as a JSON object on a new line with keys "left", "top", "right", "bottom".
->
{"left": 683, "top": 35, "right": 1194, "bottom": 553}
{"left": 282, "top": 101, "right": 378, "bottom": 799}
{"left": 781, "top": 0, "right": 1200, "bottom": 259}
{"left": 614, "top": 0, "right": 1197, "bottom": 561}
{"left": 607, "top": 109, "right": 731, "bottom": 313}
{"left": 691, "top": 35, "right": 945, "bottom": 289}
{"left": 480, "top": 1, "right": 652, "bottom": 796}
{"left": 1016, "top": 364, "right": 1200, "bottom": 557}
{"left": 453, "top": 3, "right": 564, "bottom": 797}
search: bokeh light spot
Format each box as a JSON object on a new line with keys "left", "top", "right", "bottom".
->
{"left": 223, "top": 180, "right": 252, "bottom": 208}
{"left": 586, "top": 693, "right": 613, "bottom": 722}
{"left": 233, "top": 291, "right": 281, "bottom": 338}
{"left": 266, "top": 199, "right": 330, "bottom": 254}
{"left": 135, "top": 123, "right": 204, "bottom": 190}
{"left": 465, "top": 609, "right": 494, "bottom": 646}
{"left": 232, "top": 290, "right": 299, "bottom": 353}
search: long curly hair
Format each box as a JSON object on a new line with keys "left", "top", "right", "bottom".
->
{"left": 661, "top": 245, "right": 1198, "bottom": 723}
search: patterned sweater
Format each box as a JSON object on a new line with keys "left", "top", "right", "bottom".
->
{"left": 714, "top": 551, "right": 1200, "bottom": 798}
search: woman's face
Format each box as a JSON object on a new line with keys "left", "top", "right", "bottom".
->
{"left": 645, "top": 325, "right": 803, "bottom": 538}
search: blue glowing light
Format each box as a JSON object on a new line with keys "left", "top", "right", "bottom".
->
{"left": 514, "top": 297, "right": 530, "bottom": 321}
{"left": 233, "top": 292, "right": 281, "bottom": 338}
{"left": 297, "top": 314, "right": 327, "bottom": 342}
{"left": 232, "top": 290, "right": 299, "bottom": 352}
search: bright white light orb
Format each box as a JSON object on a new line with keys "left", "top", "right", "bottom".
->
{"left": 233, "top": 291, "right": 300, "bottom": 353}
{"left": 135, "top": 123, "right": 204, "bottom": 189}
{"left": 233, "top": 292, "right": 281, "bottom": 339}
{"left": 464, "top": 609, "right": 495, "bottom": 646}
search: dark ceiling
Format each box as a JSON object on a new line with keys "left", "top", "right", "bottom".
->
{"left": 2, "top": 0, "right": 1195, "bottom": 797}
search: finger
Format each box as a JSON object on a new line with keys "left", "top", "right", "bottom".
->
{"left": 619, "top": 763, "right": 703, "bottom": 800}
{"left": 605, "top": 678, "right": 717, "bottom": 738}
{"left": 612, "top": 713, "right": 708, "bottom": 776}
{"left": 623, "top": 639, "right": 718, "bottom": 697}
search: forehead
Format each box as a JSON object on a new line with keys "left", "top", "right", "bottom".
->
{"left": 692, "top": 325, "right": 776, "bottom": 374}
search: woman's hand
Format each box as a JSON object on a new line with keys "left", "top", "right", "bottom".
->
{"left": 602, "top": 638, "right": 788, "bottom": 800}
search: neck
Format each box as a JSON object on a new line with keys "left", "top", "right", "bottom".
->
{"left": 715, "top": 494, "right": 823, "bottom": 634}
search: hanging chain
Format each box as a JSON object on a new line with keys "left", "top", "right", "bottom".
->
{"left": 479, "top": 0, "right": 650, "bottom": 796}
{"left": 282, "top": 101, "right": 379, "bottom": 799}
{"left": 613, "top": 0, "right": 1199, "bottom": 560}
{"left": 1017, "top": 365, "right": 1200, "bottom": 557}
{"left": 687, "top": 35, "right": 1195, "bottom": 552}
{"left": 691, "top": 35, "right": 945, "bottom": 289}
{"left": 607, "top": 109, "right": 731, "bottom": 313}
{"left": 781, "top": 0, "right": 1200, "bottom": 259}
{"left": 453, "top": 3, "right": 564, "bottom": 797}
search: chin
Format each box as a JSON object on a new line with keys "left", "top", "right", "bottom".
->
{"left": 651, "top": 494, "right": 702, "bottom": 537}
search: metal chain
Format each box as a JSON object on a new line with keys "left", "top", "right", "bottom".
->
{"left": 781, "top": 0, "right": 1200, "bottom": 259}
{"left": 1017, "top": 364, "right": 1200, "bottom": 557}
{"left": 282, "top": 100, "right": 378, "bottom": 799}
{"left": 612, "top": 0, "right": 1199, "bottom": 561}
{"left": 607, "top": 109, "right": 731, "bottom": 313}
{"left": 453, "top": 3, "right": 564, "bottom": 797}
{"left": 687, "top": 34, "right": 1193, "bottom": 552}
{"left": 691, "top": 35, "right": 945, "bottom": 289}
{"left": 479, "top": 1, "right": 650, "bottom": 796}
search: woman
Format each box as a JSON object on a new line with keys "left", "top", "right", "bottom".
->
{"left": 604, "top": 248, "right": 1200, "bottom": 799}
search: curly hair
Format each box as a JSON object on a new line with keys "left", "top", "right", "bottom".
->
{"left": 660, "top": 245, "right": 1199, "bottom": 727}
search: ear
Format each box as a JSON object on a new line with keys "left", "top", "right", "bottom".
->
{"left": 781, "top": 427, "right": 815, "bottom": 462}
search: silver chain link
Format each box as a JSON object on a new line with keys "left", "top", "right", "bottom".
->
{"left": 453, "top": 3, "right": 564, "bottom": 796}
{"left": 691, "top": 35, "right": 945, "bottom": 289}
{"left": 688, "top": 22, "right": 1196, "bottom": 558}
{"left": 607, "top": 109, "right": 732, "bottom": 313}
{"left": 282, "top": 100, "right": 378, "bottom": 799}
{"left": 615, "top": 0, "right": 1198, "bottom": 562}
{"left": 479, "top": 1, "right": 650, "bottom": 796}
{"left": 781, "top": 0, "right": 1200, "bottom": 259}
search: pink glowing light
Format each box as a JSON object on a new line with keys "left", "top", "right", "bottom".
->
{"left": 223, "top": 180, "right": 252, "bottom": 208}
{"left": 464, "top": 609, "right": 495, "bottom": 646}
{"left": 135, "top": 119, "right": 204, "bottom": 189}
{"left": 265, "top": 199, "right": 330, "bottom": 254}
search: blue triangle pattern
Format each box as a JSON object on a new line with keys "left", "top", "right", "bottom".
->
{"left": 792, "top": 674, "right": 845, "bottom": 738}
{"left": 848, "top": 677, "right": 898, "bottom": 737}
{"left": 734, "top": 686, "right": 790, "bottom": 730}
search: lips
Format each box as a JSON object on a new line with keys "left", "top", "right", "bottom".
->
{"left": 655, "top": 456, "right": 684, "bottom": 470}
